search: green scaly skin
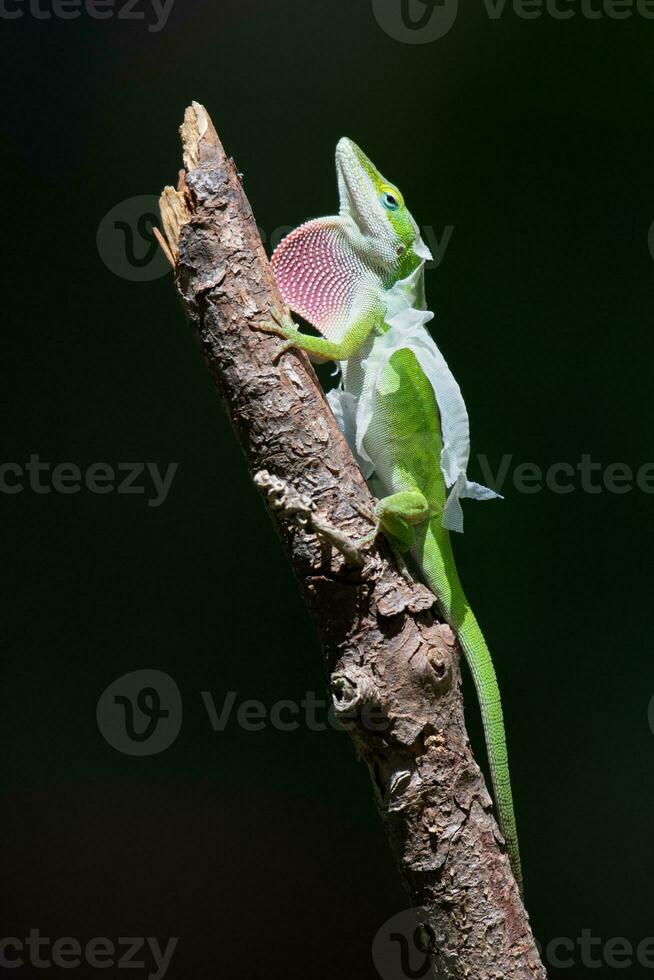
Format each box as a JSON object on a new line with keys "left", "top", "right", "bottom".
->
{"left": 265, "top": 138, "right": 523, "bottom": 893}
{"left": 366, "top": 348, "right": 522, "bottom": 893}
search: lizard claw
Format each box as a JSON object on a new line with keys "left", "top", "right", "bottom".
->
{"left": 352, "top": 500, "right": 377, "bottom": 524}
{"left": 349, "top": 499, "right": 380, "bottom": 550}
{"left": 271, "top": 339, "right": 296, "bottom": 363}
{"left": 269, "top": 307, "right": 295, "bottom": 331}
{"left": 351, "top": 505, "right": 381, "bottom": 550}
{"left": 252, "top": 307, "right": 299, "bottom": 362}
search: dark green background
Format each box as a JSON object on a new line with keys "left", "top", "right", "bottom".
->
{"left": 2, "top": 1, "right": 654, "bottom": 977}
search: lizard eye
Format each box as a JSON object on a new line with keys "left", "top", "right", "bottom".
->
{"left": 381, "top": 191, "right": 400, "bottom": 211}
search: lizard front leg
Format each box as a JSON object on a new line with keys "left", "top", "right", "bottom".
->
{"left": 256, "top": 300, "right": 385, "bottom": 363}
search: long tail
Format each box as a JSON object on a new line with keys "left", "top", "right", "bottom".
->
{"left": 416, "top": 517, "right": 523, "bottom": 893}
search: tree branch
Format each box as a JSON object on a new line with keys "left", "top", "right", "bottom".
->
{"left": 158, "top": 102, "right": 546, "bottom": 980}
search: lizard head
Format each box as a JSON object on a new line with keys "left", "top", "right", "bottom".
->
{"left": 335, "top": 137, "right": 432, "bottom": 275}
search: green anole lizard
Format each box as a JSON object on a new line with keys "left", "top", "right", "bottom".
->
{"left": 261, "top": 138, "right": 523, "bottom": 893}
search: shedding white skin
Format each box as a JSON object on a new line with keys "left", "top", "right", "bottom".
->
{"left": 273, "top": 137, "right": 498, "bottom": 534}
{"left": 327, "top": 260, "right": 501, "bottom": 533}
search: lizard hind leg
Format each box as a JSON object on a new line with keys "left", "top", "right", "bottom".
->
{"left": 375, "top": 490, "right": 430, "bottom": 553}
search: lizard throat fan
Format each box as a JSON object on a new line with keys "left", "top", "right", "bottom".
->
{"left": 271, "top": 139, "right": 432, "bottom": 342}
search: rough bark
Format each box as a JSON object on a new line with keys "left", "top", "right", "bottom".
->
{"left": 158, "top": 102, "right": 546, "bottom": 980}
